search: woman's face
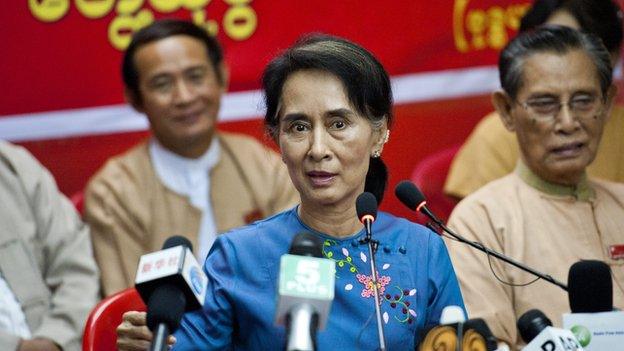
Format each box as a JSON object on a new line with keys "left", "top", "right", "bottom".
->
{"left": 277, "top": 69, "right": 386, "bottom": 210}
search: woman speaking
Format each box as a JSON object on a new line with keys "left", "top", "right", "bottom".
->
{"left": 117, "top": 34, "right": 465, "bottom": 350}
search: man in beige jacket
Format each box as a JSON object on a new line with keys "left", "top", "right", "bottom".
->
{"left": 447, "top": 26, "right": 624, "bottom": 349}
{"left": 445, "top": 0, "right": 624, "bottom": 199}
{"left": 85, "top": 19, "right": 298, "bottom": 297}
{"left": 0, "top": 141, "right": 99, "bottom": 351}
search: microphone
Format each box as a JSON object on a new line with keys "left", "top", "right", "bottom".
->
{"left": 419, "top": 306, "right": 497, "bottom": 351}
{"left": 146, "top": 285, "right": 185, "bottom": 351}
{"left": 447, "top": 306, "right": 466, "bottom": 351}
{"left": 356, "top": 192, "right": 387, "bottom": 350}
{"left": 518, "top": 309, "right": 553, "bottom": 344}
{"left": 275, "top": 232, "right": 336, "bottom": 351}
{"left": 442, "top": 306, "right": 465, "bottom": 351}
{"left": 134, "top": 236, "right": 208, "bottom": 351}
{"left": 440, "top": 305, "right": 466, "bottom": 325}
{"left": 463, "top": 318, "right": 499, "bottom": 351}
{"left": 395, "top": 180, "right": 439, "bottom": 222}
{"left": 568, "top": 260, "right": 612, "bottom": 313}
{"left": 356, "top": 191, "right": 377, "bottom": 236}
{"left": 562, "top": 260, "right": 622, "bottom": 350}
{"left": 394, "top": 180, "right": 568, "bottom": 291}
{"left": 518, "top": 309, "right": 583, "bottom": 350}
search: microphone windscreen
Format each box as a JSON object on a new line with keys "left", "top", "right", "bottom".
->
{"left": 356, "top": 192, "right": 378, "bottom": 220}
{"left": 568, "top": 260, "right": 613, "bottom": 313}
{"left": 146, "top": 284, "right": 187, "bottom": 332}
{"left": 162, "top": 235, "right": 193, "bottom": 252}
{"left": 464, "top": 318, "right": 498, "bottom": 351}
{"left": 517, "top": 309, "right": 552, "bottom": 343}
{"left": 394, "top": 180, "right": 426, "bottom": 211}
{"left": 289, "top": 232, "right": 323, "bottom": 258}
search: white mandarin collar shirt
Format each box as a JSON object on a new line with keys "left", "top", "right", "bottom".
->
{"left": 149, "top": 137, "right": 220, "bottom": 262}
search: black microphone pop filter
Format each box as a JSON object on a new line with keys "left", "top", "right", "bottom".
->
{"left": 289, "top": 232, "right": 323, "bottom": 258}
{"left": 568, "top": 260, "right": 613, "bottom": 313}
{"left": 162, "top": 235, "right": 193, "bottom": 252}
{"left": 394, "top": 180, "right": 426, "bottom": 211}
{"left": 464, "top": 318, "right": 498, "bottom": 351}
{"left": 146, "top": 283, "right": 186, "bottom": 333}
{"left": 517, "top": 309, "right": 552, "bottom": 343}
{"left": 356, "top": 192, "right": 378, "bottom": 221}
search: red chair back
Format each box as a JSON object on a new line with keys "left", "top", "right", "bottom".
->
{"left": 70, "top": 191, "right": 85, "bottom": 216}
{"left": 82, "top": 288, "right": 146, "bottom": 351}
{"left": 410, "top": 145, "right": 461, "bottom": 224}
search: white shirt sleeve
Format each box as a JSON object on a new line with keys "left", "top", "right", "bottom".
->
{"left": 0, "top": 273, "right": 31, "bottom": 339}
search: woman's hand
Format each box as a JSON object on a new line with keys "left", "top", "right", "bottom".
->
{"left": 116, "top": 311, "right": 176, "bottom": 351}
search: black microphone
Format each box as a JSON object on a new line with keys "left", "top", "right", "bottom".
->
{"left": 356, "top": 191, "right": 377, "bottom": 239}
{"left": 355, "top": 192, "right": 386, "bottom": 350}
{"left": 395, "top": 180, "right": 439, "bottom": 222}
{"left": 148, "top": 237, "right": 190, "bottom": 351}
{"left": 146, "top": 284, "right": 185, "bottom": 351}
{"left": 163, "top": 235, "right": 194, "bottom": 251}
{"left": 568, "top": 260, "right": 613, "bottom": 313}
{"left": 517, "top": 309, "right": 583, "bottom": 350}
{"left": 135, "top": 236, "right": 208, "bottom": 351}
{"left": 394, "top": 180, "right": 568, "bottom": 291}
{"left": 518, "top": 309, "right": 553, "bottom": 344}
{"left": 562, "top": 260, "right": 619, "bottom": 348}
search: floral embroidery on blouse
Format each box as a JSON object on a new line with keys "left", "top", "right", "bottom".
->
{"left": 356, "top": 272, "right": 390, "bottom": 299}
{"left": 384, "top": 286, "right": 417, "bottom": 324}
{"left": 323, "top": 239, "right": 417, "bottom": 324}
{"left": 322, "top": 239, "right": 358, "bottom": 275}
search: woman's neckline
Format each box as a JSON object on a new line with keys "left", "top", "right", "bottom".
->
{"left": 293, "top": 205, "right": 366, "bottom": 242}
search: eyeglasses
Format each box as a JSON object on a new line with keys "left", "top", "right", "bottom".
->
{"left": 517, "top": 94, "right": 604, "bottom": 122}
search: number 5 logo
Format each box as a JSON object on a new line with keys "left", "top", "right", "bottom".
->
{"left": 295, "top": 260, "right": 320, "bottom": 286}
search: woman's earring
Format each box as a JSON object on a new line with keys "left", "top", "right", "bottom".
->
{"left": 384, "top": 130, "right": 390, "bottom": 144}
{"left": 372, "top": 150, "right": 381, "bottom": 158}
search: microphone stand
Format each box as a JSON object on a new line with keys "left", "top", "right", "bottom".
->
{"left": 419, "top": 205, "right": 568, "bottom": 291}
{"left": 360, "top": 219, "right": 387, "bottom": 351}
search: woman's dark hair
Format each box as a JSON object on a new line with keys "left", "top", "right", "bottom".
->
{"left": 500, "top": 26, "right": 613, "bottom": 100}
{"left": 262, "top": 34, "right": 393, "bottom": 203}
{"left": 520, "top": 0, "right": 623, "bottom": 54}
{"left": 122, "top": 19, "right": 224, "bottom": 106}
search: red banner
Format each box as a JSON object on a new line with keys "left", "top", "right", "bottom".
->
{"left": 2, "top": 0, "right": 529, "bottom": 117}
{"left": 8, "top": 0, "right": 624, "bottom": 216}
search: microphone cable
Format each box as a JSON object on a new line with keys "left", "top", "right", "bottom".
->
{"left": 395, "top": 180, "right": 567, "bottom": 291}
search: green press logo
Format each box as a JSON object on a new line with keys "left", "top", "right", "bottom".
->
{"left": 570, "top": 325, "right": 591, "bottom": 347}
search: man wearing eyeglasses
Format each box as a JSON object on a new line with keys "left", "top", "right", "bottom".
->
{"left": 445, "top": 0, "right": 624, "bottom": 200}
{"left": 445, "top": 26, "right": 624, "bottom": 349}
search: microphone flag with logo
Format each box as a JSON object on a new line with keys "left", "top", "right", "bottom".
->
{"left": 135, "top": 235, "right": 207, "bottom": 312}
{"left": 275, "top": 232, "right": 336, "bottom": 351}
{"left": 134, "top": 236, "right": 208, "bottom": 351}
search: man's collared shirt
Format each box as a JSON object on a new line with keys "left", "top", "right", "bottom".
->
{"left": 150, "top": 137, "right": 220, "bottom": 262}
